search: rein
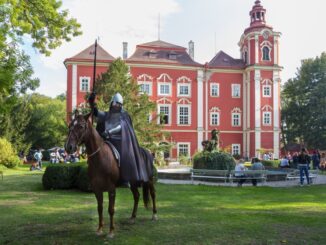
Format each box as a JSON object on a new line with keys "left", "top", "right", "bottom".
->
{"left": 68, "top": 117, "right": 103, "bottom": 159}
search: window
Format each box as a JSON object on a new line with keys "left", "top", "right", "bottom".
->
{"left": 263, "top": 112, "right": 272, "bottom": 125}
{"left": 232, "top": 113, "right": 241, "bottom": 127}
{"left": 177, "top": 84, "right": 190, "bottom": 97}
{"left": 79, "top": 77, "right": 90, "bottom": 92}
{"left": 139, "top": 83, "right": 151, "bottom": 95}
{"left": 137, "top": 74, "right": 153, "bottom": 95}
{"left": 210, "top": 112, "right": 220, "bottom": 126}
{"left": 178, "top": 105, "right": 190, "bottom": 125}
{"left": 243, "top": 51, "right": 248, "bottom": 64}
{"left": 178, "top": 143, "right": 190, "bottom": 157}
{"left": 262, "top": 46, "right": 270, "bottom": 61}
{"left": 262, "top": 85, "right": 271, "bottom": 97}
{"left": 232, "top": 144, "right": 241, "bottom": 156}
{"left": 232, "top": 84, "right": 241, "bottom": 98}
{"left": 210, "top": 83, "right": 219, "bottom": 97}
{"left": 158, "top": 83, "right": 171, "bottom": 96}
{"left": 158, "top": 105, "right": 170, "bottom": 125}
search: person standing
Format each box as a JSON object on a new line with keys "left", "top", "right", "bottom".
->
{"left": 311, "top": 150, "right": 320, "bottom": 170}
{"left": 251, "top": 158, "right": 265, "bottom": 186}
{"left": 298, "top": 148, "right": 311, "bottom": 186}
{"left": 34, "top": 149, "right": 43, "bottom": 170}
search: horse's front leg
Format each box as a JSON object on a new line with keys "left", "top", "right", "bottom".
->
{"left": 94, "top": 191, "right": 104, "bottom": 235}
{"left": 108, "top": 190, "right": 116, "bottom": 238}
{"left": 130, "top": 182, "right": 140, "bottom": 224}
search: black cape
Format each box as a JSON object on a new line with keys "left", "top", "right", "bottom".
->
{"left": 96, "top": 109, "right": 153, "bottom": 182}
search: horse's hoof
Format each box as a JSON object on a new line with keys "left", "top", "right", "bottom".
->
{"left": 129, "top": 217, "right": 136, "bottom": 224}
{"left": 96, "top": 229, "right": 103, "bottom": 236}
{"left": 107, "top": 231, "right": 115, "bottom": 239}
{"left": 152, "top": 214, "right": 158, "bottom": 221}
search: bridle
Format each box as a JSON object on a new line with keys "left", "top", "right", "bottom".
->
{"left": 67, "top": 116, "right": 101, "bottom": 159}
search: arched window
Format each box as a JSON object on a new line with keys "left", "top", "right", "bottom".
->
{"left": 262, "top": 46, "right": 270, "bottom": 61}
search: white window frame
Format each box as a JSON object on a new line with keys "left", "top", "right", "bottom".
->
{"left": 210, "top": 112, "right": 220, "bottom": 126}
{"left": 177, "top": 83, "right": 191, "bottom": 97}
{"left": 263, "top": 111, "right": 272, "bottom": 126}
{"left": 177, "top": 104, "right": 191, "bottom": 126}
{"left": 157, "top": 104, "right": 171, "bottom": 125}
{"left": 232, "top": 144, "right": 241, "bottom": 156}
{"left": 79, "top": 76, "right": 90, "bottom": 92}
{"left": 262, "top": 85, "right": 272, "bottom": 97}
{"left": 177, "top": 142, "right": 190, "bottom": 157}
{"left": 158, "top": 83, "right": 172, "bottom": 96}
{"left": 139, "top": 82, "right": 152, "bottom": 95}
{"left": 210, "top": 83, "right": 220, "bottom": 97}
{"left": 262, "top": 46, "right": 271, "bottom": 61}
{"left": 232, "top": 84, "right": 241, "bottom": 98}
{"left": 232, "top": 113, "right": 241, "bottom": 127}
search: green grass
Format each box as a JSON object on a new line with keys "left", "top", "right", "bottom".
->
{"left": 0, "top": 166, "right": 326, "bottom": 244}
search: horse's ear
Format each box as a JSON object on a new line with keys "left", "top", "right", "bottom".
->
{"left": 85, "top": 112, "right": 93, "bottom": 124}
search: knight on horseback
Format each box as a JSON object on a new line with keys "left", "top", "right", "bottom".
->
{"left": 88, "top": 92, "right": 152, "bottom": 186}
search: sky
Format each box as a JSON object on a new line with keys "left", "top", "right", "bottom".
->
{"left": 26, "top": 0, "right": 326, "bottom": 98}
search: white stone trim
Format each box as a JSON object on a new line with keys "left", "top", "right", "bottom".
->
{"left": 72, "top": 64, "right": 77, "bottom": 110}
{"left": 197, "top": 69, "right": 204, "bottom": 151}
{"left": 157, "top": 104, "right": 172, "bottom": 126}
{"left": 274, "top": 36, "right": 279, "bottom": 65}
{"left": 255, "top": 35, "right": 259, "bottom": 63}
{"left": 177, "top": 104, "right": 191, "bottom": 126}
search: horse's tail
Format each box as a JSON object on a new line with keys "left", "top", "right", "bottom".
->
{"left": 142, "top": 181, "right": 151, "bottom": 209}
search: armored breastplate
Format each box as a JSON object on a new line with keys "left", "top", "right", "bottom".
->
{"left": 105, "top": 112, "right": 121, "bottom": 135}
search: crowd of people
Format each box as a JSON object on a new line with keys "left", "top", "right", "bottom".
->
{"left": 279, "top": 149, "right": 325, "bottom": 170}
{"left": 49, "top": 148, "right": 80, "bottom": 164}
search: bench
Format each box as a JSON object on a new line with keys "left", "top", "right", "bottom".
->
{"left": 286, "top": 169, "right": 319, "bottom": 183}
{"left": 191, "top": 169, "right": 230, "bottom": 183}
{"left": 229, "top": 170, "right": 268, "bottom": 185}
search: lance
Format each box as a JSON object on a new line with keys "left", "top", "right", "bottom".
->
{"left": 92, "top": 39, "right": 98, "bottom": 92}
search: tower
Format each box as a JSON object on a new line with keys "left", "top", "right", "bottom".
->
{"left": 239, "top": 0, "right": 282, "bottom": 159}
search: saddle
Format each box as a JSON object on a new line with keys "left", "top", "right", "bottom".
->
{"left": 104, "top": 140, "right": 120, "bottom": 166}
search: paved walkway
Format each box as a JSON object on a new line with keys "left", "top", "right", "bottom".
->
{"left": 158, "top": 168, "right": 326, "bottom": 187}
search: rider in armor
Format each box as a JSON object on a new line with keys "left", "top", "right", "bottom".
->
{"left": 88, "top": 92, "right": 151, "bottom": 185}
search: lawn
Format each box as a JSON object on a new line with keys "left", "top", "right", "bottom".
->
{"left": 0, "top": 166, "right": 326, "bottom": 245}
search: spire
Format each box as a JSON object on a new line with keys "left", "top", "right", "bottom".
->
{"left": 249, "top": 0, "right": 266, "bottom": 26}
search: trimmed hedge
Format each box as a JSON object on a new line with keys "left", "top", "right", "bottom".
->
{"left": 42, "top": 163, "right": 158, "bottom": 192}
{"left": 261, "top": 160, "right": 281, "bottom": 168}
{"left": 193, "top": 151, "right": 236, "bottom": 171}
{"left": 42, "top": 164, "right": 83, "bottom": 190}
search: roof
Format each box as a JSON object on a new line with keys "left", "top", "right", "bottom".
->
{"left": 208, "top": 51, "right": 244, "bottom": 68}
{"left": 65, "top": 43, "right": 115, "bottom": 63}
{"left": 127, "top": 40, "right": 202, "bottom": 67}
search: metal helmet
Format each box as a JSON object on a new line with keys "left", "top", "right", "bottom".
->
{"left": 111, "top": 92, "right": 123, "bottom": 106}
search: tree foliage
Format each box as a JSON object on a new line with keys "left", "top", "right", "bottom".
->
{"left": 0, "top": 0, "right": 82, "bottom": 57}
{"left": 281, "top": 52, "right": 326, "bottom": 149}
{"left": 24, "top": 94, "right": 67, "bottom": 149}
{"left": 93, "top": 58, "right": 169, "bottom": 152}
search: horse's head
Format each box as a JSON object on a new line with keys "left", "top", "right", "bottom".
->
{"left": 65, "top": 113, "right": 92, "bottom": 154}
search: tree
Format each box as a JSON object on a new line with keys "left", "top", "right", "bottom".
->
{"left": 0, "top": 0, "right": 82, "bottom": 57}
{"left": 282, "top": 52, "right": 326, "bottom": 149}
{"left": 93, "top": 58, "right": 169, "bottom": 152}
{"left": 24, "top": 94, "right": 67, "bottom": 149}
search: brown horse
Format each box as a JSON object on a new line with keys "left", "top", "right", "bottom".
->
{"left": 65, "top": 113, "right": 157, "bottom": 238}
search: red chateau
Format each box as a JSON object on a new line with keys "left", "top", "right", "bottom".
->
{"left": 64, "top": 1, "right": 281, "bottom": 160}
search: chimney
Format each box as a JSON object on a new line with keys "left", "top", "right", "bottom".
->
{"left": 122, "top": 42, "right": 128, "bottom": 59}
{"left": 188, "top": 40, "right": 194, "bottom": 60}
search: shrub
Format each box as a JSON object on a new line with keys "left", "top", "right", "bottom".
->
{"left": 42, "top": 165, "right": 82, "bottom": 190}
{"left": 76, "top": 165, "right": 92, "bottom": 192}
{"left": 0, "top": 138, "right": 20, "bottom": 168}
{"left": 261, "top": 160, "right": 280, "bottom": 168}
{"left": 178, "top": 155, "right": 191, "bottom": 165}
{"left": 193, "top": 150, "right": 236, "bottom": 171}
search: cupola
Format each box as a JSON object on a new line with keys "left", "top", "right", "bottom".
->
{"left": 249, "top": 0, "right": 266, "bottom": 26}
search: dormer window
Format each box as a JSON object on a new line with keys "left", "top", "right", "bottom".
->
{"left": 169, "top": 52, "right": 177, "bottom": 60}
{"left": 149, "top": 49, "right": 157, "bottom": 58}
